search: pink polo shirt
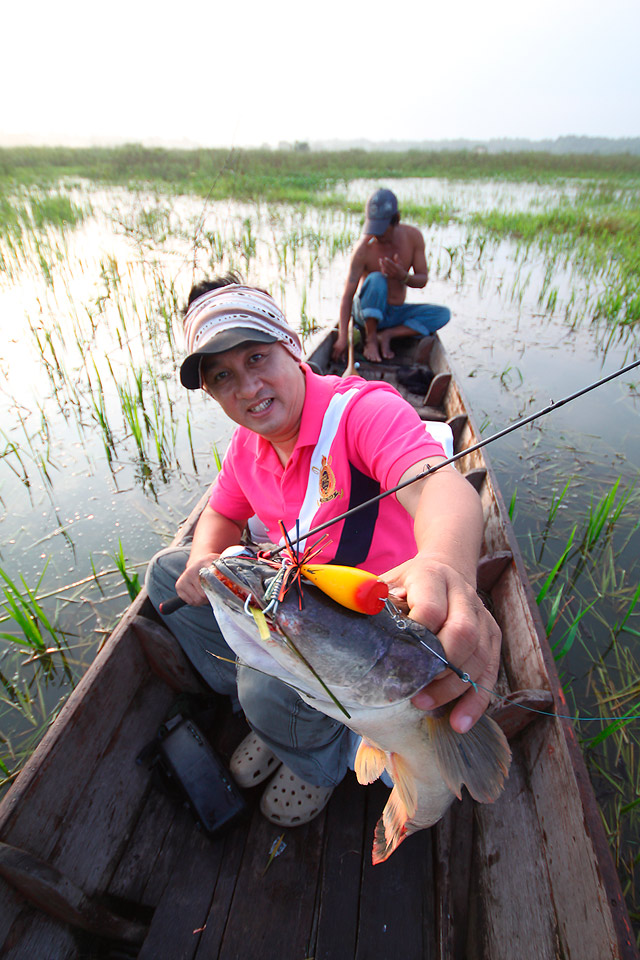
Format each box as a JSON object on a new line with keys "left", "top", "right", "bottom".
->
{"left": 208, "top": 365, "right": 445, "bottom": 574}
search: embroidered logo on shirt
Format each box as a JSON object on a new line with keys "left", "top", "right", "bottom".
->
{"left": 313, "top": 455, "right": 343, "bottom": 505}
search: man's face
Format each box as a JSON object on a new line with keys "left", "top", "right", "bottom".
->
{"left": 366, "top": 223, "right": 394, "bottom": 243}
{"left": 200, "top": 341, "right": 306, "bottom": 447}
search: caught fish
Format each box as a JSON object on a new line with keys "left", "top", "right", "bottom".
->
{"left": 200, "top": 550, "right": 511, "bottom": 864}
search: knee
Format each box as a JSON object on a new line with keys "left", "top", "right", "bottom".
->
{"left": 437, "top": 306, "right": 451, "bottom": 329}
{"left": 364, "top": 271, "right": 387, "bottom": 293}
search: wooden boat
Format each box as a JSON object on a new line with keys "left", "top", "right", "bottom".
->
{"left": 0, "top": 330, "right": 636, "bottom": 960}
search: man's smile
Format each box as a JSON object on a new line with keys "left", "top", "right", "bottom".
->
{"left": 248, "top": 398, "right": 274, "bottom": 414}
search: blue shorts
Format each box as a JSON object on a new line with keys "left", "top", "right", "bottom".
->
{"left": 353, "top": 271, "right": 450, "bottom": 336}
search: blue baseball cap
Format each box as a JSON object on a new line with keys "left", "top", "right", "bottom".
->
{"left": 363, "top": 188, "right": 399, "bottom": 235}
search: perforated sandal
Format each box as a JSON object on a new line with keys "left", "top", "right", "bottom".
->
{"left": 260, "top": 765, "right": 334, "bottom": 826}
{"left": 230, "top": 733, "right": 281, "bottom": 788}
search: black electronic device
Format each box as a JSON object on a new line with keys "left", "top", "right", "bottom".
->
{"left": 139, "top": 714, "right": 247, "bottom": 836}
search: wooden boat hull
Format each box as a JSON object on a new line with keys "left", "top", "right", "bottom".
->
{"left": 0, "top": 331, "right": 635, "bottom": 959}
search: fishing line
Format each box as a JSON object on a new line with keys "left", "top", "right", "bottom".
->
{"left": 269, "top": 356, "right": 640, "bottom": 558}
{"left": 209, "top": 647, "right": 640, "bottom": 725}
{"left": 470, "top": 680, "right": 640, "bottom": 725}
{"left": 206, "top": 597, "right": 639, "bottom": 726}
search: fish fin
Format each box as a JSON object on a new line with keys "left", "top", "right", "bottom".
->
{"left": 354, "top": 739, "right": 387, "bottom": 785}
{"left": 372, "top": 787, "right": 408, "bottom": 864}
{"left": 427, "top": 712, "right": 511, "bottom": 803}
{"left": 388, "top": 753, "right": 418, "bottom": 819}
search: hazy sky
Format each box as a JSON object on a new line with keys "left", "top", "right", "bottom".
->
{"left": 4, "top": 0, "right": 639, "bottom": 147}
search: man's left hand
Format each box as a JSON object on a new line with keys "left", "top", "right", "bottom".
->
{"left": 379, "top": 254, "right": 408, "bottom": 282}
{"left": 381, "top": 555, "right": 502, "bottom": 734}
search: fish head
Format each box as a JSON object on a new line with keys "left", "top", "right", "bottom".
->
{"left": 200, "top": 549, "right": 448, "bottom": 706}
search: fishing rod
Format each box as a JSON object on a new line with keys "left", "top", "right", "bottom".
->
{"left": 269, "top": 356, "right": 640, "bottom": 557}
{"left": 159, "top": 356, "right": 640, "bottom": 614}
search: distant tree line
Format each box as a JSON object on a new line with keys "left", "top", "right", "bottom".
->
{"left": 308, "top": 136, "right": 640, "bottom": 156}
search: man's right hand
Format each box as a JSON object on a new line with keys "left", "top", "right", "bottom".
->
{"left": 331, "top": 333, "right": 348, "bottom": 362}
{"left": 175, "top": 552, "right": 221, "bottom": 606}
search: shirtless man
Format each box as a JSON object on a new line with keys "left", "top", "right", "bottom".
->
{"left": 332, "top": 188, "right": 450, "bottom": 363}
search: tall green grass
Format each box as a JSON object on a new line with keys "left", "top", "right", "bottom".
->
{"left": 529, "top": 477, "right": 640, "bottom": 924}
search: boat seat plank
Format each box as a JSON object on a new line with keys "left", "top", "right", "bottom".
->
{"left": 464, "top": 467, "right": 487, "bottom": 491}
{"left": 447, "top": 413, "right": 467, "bottom": 450}
{"left": 410, "top": 335, "right": 436, "bottom": 365}
{"left": 468, "top": 749, "right": 561, "bottom": 960}
{"left": 423, "top": 371, "right": 451, "bottom": 408}
{"left": 490, "top": 688, "right": 555, "bottom": 740}
{"left": 132, "top": 615, "right": 207, "bottom": 694}
{"left": 417, "top": 405, "right": 448, "bottom": 422}
{"left": 477, "top": 551, "right": 513, "bottom": 593}
{"left": 0, "top": 841, "right": 145, "bottom": 945}
{"left": 313, "top": 774, "right": 367, "bottom": 960}
{"left": 355, "top": 781, "right": 436, "bottom": 960}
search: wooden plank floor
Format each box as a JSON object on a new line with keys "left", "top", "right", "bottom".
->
{"left": 95, "top": 700, "right": 439, "bottom": 960}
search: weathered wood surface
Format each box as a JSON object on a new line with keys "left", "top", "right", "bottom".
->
{"left": 0, "top": 329, "right": 635, "bottom": 959}
{"left": 0, "top": 842, "right": 146, "bottom": 943}
{"left": 469, "top": 747, "right": 562, "bottom": 960}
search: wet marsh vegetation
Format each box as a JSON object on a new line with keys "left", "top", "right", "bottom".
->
{"left": 1, "top": 147, "right": 639, "bottom": 932}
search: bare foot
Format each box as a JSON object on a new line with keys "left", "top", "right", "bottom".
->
{"left": 378, "top": 332, "right": 396, "bottom": 360}
{"left": 363, "top": 337, "right": 382, "bottom": 362}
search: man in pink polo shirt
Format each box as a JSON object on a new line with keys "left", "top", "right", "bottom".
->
{"left": 146, "top": 280, "right": 501, "bottom": 826}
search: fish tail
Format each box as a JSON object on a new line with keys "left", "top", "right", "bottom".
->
{"left": 372, "top": 787, "right": 409, "bottom": 864}
{"left": 354, "top": 739, "right": 387, "bottom": 785}
{"left": 427, "top": 711, "right": 511, "bottom": 803}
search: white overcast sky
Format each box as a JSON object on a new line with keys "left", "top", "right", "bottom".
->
{"left": 3, "top": 0, "right": 639, "bottom": 147}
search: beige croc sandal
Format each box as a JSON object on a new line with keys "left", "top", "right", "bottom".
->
{"left": 230, "top": 733, "right": 281, "bottom": 788}
{"left": 260, "top": 765, "right": 334, "bottom": 826}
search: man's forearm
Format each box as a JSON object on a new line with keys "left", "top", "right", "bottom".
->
{"left": 338, "top": 295, "right": 353, "bottom": 337}
{"left": 189, "top": 506, "right": 244, "bottom": 562}
{"left": 404, "top": 270, "right": 428, "bottom": 289}
{"left": 398, "top": 462, "right": 483, "bottom": 585}
{"left": 413, "top": 470, "right": 482, "bottom": 584}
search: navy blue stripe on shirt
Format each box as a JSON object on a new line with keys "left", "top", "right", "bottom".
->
{"left": 331, "top": 463, "right": 380, "bottom": 567}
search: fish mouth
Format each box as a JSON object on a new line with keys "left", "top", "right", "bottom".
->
{"left": 210, "top": 560, "right": 258, "bottom": 602}
{"left": 207, "top": 556, "right": 278, "bottom": 616}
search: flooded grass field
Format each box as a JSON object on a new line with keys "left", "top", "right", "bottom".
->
{"left": 1, "top": 148, "right": 639, "bottom": 930}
